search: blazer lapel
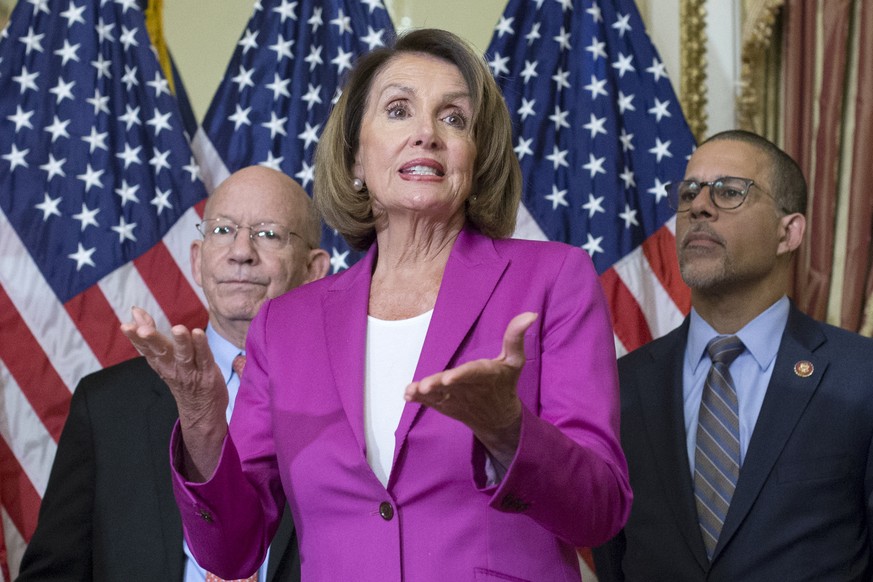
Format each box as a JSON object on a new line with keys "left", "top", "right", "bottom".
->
{"left": 635, "top": 321, "right": 710, "bottom": 570}
{"left": 321, "top": 228, "right": 508, "bottom": 484}
{"left": 322, "top": 245, "right": 376, "bottom": 456}
{"left": 144, "top": 367, "right": 185, "bottom": 581}
{"left": 390, "top": 227, "right": 508, "bottom": 473}
{"left": 714, "top": 306, "right": 827, "bottom": 560}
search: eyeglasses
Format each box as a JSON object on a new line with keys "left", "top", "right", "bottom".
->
{"left": 667, "top": 176, "right": 779, "bottom": 213}
{"left": 196, "top": 218, "right": 308, "bottom": 250}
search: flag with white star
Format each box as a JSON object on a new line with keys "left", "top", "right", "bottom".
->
{"left": 194, "top": 0, "right": 395, "bottom": 273}
{"left": 0, "top": 0, "right": 208, "bottom": 576}
{"left": 487, "top": 0, "right": 695, "bottom": 357}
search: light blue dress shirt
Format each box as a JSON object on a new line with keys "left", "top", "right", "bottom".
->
{"left": 182, "top": 325, "right": 270, "bottom": 582}
{"left": 683, "top": 296, "right": 790, "bottom": 477}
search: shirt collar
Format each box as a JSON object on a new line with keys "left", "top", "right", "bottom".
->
{"left": 687, "top": 295, "right": 790, "bottom": 373}
{"left": 205, "top": 324, "right": 243, "bottom": 385}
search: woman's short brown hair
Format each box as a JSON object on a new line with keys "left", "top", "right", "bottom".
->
{"left": 314, "top": 28, "right": 522, "bottom": 250}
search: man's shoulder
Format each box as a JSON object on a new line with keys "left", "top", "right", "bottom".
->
{"left": 75, "top": 356, "right": 164, "bottom": 398}
{"left": 787, "top": 306, "right": 873, "bottom": 360}
{"left": 814, "top": 318, "right": 873, "bottom": 350}
{"left": 61, "top": 357, "right": 176, "bottom": 435}
{"left": 618, "top": 324, "right": 686, "bottom": 370}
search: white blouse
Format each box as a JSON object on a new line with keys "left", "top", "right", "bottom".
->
{"left": 364, "top": 309, "right": 433, "bottom": 487}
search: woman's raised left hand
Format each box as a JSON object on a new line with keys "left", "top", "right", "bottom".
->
{"left": 404, "top": 311, "right": 538, "bottom": 470}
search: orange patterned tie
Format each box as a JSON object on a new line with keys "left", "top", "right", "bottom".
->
{"left": 232, "top": 353, "right": 246, "bottom": 378}
{"left": 205, "top": 573, "right": 257, "bottom": 582}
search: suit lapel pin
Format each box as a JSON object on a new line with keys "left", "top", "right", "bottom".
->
{"left": 794, "top": 360, "right": 814, "bottom": 377}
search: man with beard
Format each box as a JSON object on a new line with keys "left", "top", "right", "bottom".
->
{"left": 594, "top": 130, "right": 873, "bottom": 581}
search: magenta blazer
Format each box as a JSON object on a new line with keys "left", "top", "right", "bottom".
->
{"left": 172, "top": 225, "right": 631, "bottom": 581}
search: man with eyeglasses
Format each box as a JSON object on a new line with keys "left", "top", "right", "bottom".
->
{"left": 594, "top": 130, "right": 873, "bottom": 581}
{"left": 18, "top": 166, "right": 329, "bottom": 581}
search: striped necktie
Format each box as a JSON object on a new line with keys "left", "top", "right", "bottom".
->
{"left": 694, "top": 335, "right": 744, "bottom": 559}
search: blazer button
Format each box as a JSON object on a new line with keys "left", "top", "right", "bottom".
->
{"left": 379, "top": 501, "right": 394, "bottom": 521}
{"left": 197, "top": 509, "right": 213, "bottom": 522}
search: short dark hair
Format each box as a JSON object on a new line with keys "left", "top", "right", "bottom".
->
{"left": 701, "top": 129, "right": 807, "bottom": 215}
{"left": 314, "top": 28, "right": 522, "bottom": 250}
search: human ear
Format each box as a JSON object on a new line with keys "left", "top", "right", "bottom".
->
{"left": 190, "top": 240, "right": 203, "bottom": 287}
{"left": 305, "top": 248, "right": 330, "bottom": 282}
{"left": 777, "top": 213, "right": 806, "bottom": 255}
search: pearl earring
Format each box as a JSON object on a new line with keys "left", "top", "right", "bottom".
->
{"left": 353, "top": 178, "right": 365, "bottom": 192}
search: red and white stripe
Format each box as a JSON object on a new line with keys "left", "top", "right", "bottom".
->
{"left": 1, "top": 174, "right": 689, "bottom": 580}
{"left": 516, "top": 206, "right": 690, "bottom": 356}
{"left": 605, "top": 217, "right": 690, "bottom": 356}
{"left": 516, "top": 205, "right": 690, "bottom": 576}
{"left": 0, "top": 205, "right": 207, "bottom": 580}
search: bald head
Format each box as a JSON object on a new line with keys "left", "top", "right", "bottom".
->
{"left": 193, "top": 166, "right": 330, "bottom": 347}
{"left": 206, "top": 166, "right": 322, "bottom": 249}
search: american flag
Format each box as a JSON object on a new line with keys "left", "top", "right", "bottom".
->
{"left": 485, "top": 0, "right": 695, "bottom": 576}
{"left": 0, "top": 0, "right": 208, "bottom": 578}
{"left": 192, "top": 0, "right": 395, "bottom": 273}
{"left": 486, "top": 0, "right": 694, "bottom": 358}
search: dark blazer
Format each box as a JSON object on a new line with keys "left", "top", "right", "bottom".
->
{"left": 16, "top": 357, "right": 300, "bottom": 582}
{"left": 594, "top": 304, "right": 873, "bottom": 581}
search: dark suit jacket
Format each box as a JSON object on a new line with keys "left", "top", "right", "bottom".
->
{"left": 16, "top": 357, "right": 300, "bottom": 582}
{"left": 594, "top": 304, "right": 873, "bottom": 581}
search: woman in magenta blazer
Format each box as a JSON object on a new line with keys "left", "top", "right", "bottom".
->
{"left": 124, "top": 28, "right": 631, "bottom": 582}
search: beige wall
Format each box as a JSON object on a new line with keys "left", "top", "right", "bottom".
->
{"left": 0, "top": 0, "right": 13, "bottom": 28}
{"left": 164, "top": 0, "right": 509, "bottom": 122}
{"left": 0, "top": 0, "right": 735, "bottom": 130}
{"left": 163, "top": 0, "right": 700, "bottom": 125}
{"left": 164, "top": 0, "right": 256, "bottom": 121}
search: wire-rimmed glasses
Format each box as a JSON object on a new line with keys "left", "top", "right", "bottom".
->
{"left": 196, "top": 218, "right": 308, "bottom": 251}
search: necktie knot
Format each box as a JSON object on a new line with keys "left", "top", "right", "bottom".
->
{"left": 232, "top": 353, "right": 246, "bottom": 378}
{"left": 706, "top": 335, "right": 744, "bottom": 367}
